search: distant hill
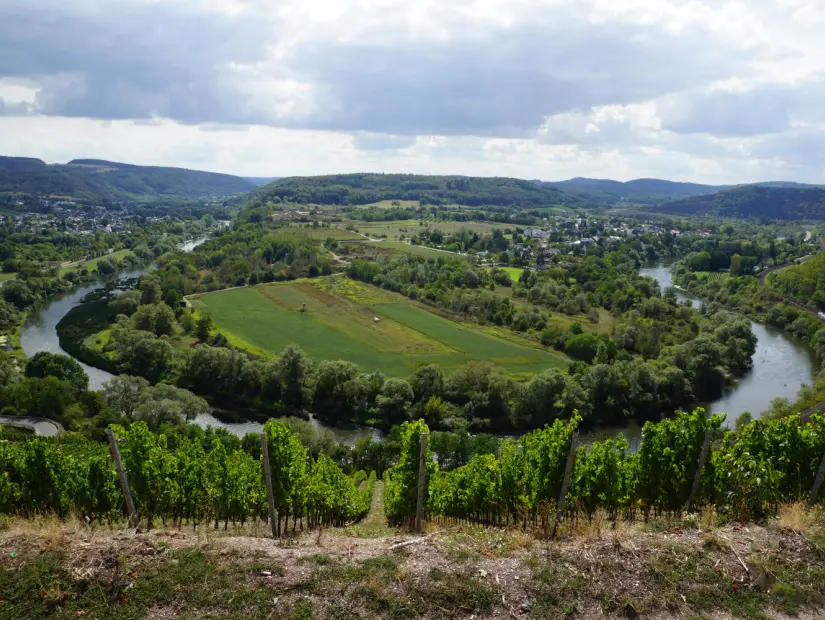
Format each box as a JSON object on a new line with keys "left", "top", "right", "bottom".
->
{"left": 248, "top": 173, "right": 580, "bottom": 209}
{"left": 543, "top": 177, "right": 730, "bottom": 205}
{"left": 0, "top": 156, "right": 256, "bottom": 201}
{"left": 244, "top": 177, "right": 280, "bottom": 187}
{"left": 651, "top": 185, "right": 825, "bottom": 220}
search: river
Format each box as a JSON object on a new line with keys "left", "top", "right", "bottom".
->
{"left": 640, "top": 263, "right": 817, "bottom": 426}
{"left": 18, "top": 253, "right": 815, "bottom": 444}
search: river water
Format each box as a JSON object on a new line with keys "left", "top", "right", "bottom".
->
{"left": 18, "top": 253, "right": 816, "bottom": 444}
{"left": 640, "top": 263, "right": 816, "bottom": 426}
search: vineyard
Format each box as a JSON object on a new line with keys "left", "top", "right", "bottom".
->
{"left": 1, "top": 410, "right": 824, "bottom": 533}
{"left": 386, "top": 410, "right": 825, "bottom": 528}
{"left": 694, "top": 271, "right": 728, "bottom": 282}
{"left": 0, "top": 421, "right": 373, "bottom": 532}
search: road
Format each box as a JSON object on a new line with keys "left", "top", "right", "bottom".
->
{"left": 0, "top": 416, "right": 64, "bottom": 437}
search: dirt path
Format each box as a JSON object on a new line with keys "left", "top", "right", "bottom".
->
{"left": 343, "top": 480, "right": 393, "bottom": 538}
{"left": 362, "top": 480, "right": 388, "bottom": 530}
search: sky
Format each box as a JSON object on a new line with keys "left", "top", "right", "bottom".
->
{"left": 1, "top": 0, "right": 824, "bottom": 184}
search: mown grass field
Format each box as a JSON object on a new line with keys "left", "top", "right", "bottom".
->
{"left": 348, "top": 219, "right": 509, "bottom": 238}
{"left": 285, "top": 225, "right": 364, "bottom": 241}
{"left": 373, "top": 240, "right": 467, "bottom": 261}
{"left": 342, "top": 239, "right": 469, "bottom": 262}
{"left": 188, "top": 278, "right": 568, "bottom": 376}
{"left": 489, "top": 266, "right": 525, "bottom": 282}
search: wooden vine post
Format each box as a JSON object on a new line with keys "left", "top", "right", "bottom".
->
{"left": 685, "top": 428, "right": 713, "bottom": 513}
{"left": 808, "top": 451, "right": 825, "bottom": 507}
{"left": 260, "top": 432, "right": 278, "bottom": 538}
{"left": 106, "top": 427, "right": 139, "bottom": 529}
{"left": 415, "top": 432, "right": 429, "bottom": 533}
{"left": 551, "top": 431, "right": 579, "bottom": 540}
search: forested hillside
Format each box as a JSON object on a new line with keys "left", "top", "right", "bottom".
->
{"left": 768, "top": 251, "right": 825, "bottom": 309}
{"left": 544, "top": 177, "right": 727, "bottom": 205}
{"left": 0, "top": 156, "right": 256, "bottom": 201}
{"left": 246, "top": 173, "right": 580, "bottom": 208}
{"left": 652, "top": 185, "right": 825, "bottom": 220}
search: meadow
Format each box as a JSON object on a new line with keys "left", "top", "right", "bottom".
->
{"left": 188, "top": 278, "right": 569, "bottom": 376}
{"left": 285, "top": 225, "right": 364, "bottom": 241}
{"left": 347, "top": 219, "right": 510, "bottom": 238}
{"left": 57, "top": 249, "right": 135, "bottom": 276}
{"left": 489, "top": 266, "right": 525, "bottom": 282}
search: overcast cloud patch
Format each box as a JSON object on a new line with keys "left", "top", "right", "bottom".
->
{"left": 0, "top": 0, "right": 824, "bottom": 182}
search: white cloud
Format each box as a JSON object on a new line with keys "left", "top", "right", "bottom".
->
{"left": 0, "top": 0, "right": 824, "bottom": 183}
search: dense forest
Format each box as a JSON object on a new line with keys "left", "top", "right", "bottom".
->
{"left": 244, "top": 174, "right": 581, "bottom": 209}
{"left": 0, "top": 156, "right": 255, "bottom": 201}
{"left": 544, "top": 177, "right": 727, "bottom": 205}
{"left": 653, "top": 186, "right": 825, "bottom": 220}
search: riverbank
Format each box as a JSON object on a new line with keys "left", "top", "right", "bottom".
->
{"left": 641, "top": 263, "right": 817, "bottom": 425}
{"left": 18, "top": 236, "right": 212, "bottom": 390}
{"left": 669, "top": 259, "right": 825, "bottom": 417}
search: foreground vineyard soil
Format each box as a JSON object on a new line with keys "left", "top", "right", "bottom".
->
{"left": 1, "top": 507, "right": 824, "bottom": 619}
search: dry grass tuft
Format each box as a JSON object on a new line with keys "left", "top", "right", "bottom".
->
{"left": 565, "top": 511, "right": 644, "bottom": 542}
{"left": 776, "top": 502, "right": 824, "bottom": 533}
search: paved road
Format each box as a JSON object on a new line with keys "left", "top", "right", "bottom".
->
{"left": 0, "top": 416, "right": 64, "bottom": 437}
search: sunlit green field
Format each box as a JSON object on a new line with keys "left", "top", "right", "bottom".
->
{"left": 188, "top": 278, "right": 568, "bottom": 376}
{"left": 348, "top": 219, "right": 509, "bottom": 238}
{"left": 285, "top": 226, "right": 364, "bottom": 241}
{"left": 489, "top": 266, "right": 526, "bottom": 282}
{"left": 58, "top": 249, "right": 135, "bottom": 276}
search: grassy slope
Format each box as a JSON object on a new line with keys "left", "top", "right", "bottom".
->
{"left": 349, "top": 219, "right": 509, "bottom": 237}
{"left": 57, "top": 249, "right": 135, "bottom": 276}
{"left": 188, "top": 279, "right": 568, "bottom": 376}
{"left": 367, "top": 240, "right": 469, "bottom": 261}
{"left": 2, "top": 502, "right": 824, "bottom": 620}
{"left": 489, "top": 266, "right": 526, "bottom": 283}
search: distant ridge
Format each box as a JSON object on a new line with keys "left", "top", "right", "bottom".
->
{"left": 651, "top": 185, "right": 825, "bottom": 220}
{"left": 0, "top": 156, "right": 256, "bottom": 201}
{"left": 244, "top": 176, "right": 281, "bottom": 187}
{"left": 245, "top": 172, "right": 582, "bottom": 209}
{"left": 542, "top": 177, "right": 730, "bottom": 205}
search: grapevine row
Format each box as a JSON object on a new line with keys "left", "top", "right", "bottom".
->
{"left": 0, "top": 420, "right": 373, "bottom": 531}
{"left": 385, "top": 409, "right": 825, "bottom": 527}
{"left": 2, "top": 410, "right": 823, "bottom": 532}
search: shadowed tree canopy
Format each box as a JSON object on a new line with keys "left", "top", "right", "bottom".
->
{"left": 24, "top": 351, "right": 89, "bottom": 392}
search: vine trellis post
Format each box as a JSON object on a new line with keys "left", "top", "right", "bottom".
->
{"left": 260, "top": 433, "right": 278, "bottom": 537}
{"left": 106, "top": 427, "right": 138, "bottom": 529}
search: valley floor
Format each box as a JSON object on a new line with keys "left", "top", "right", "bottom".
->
{"left": 2, "top": 495, "right": 824, "bottom": 619}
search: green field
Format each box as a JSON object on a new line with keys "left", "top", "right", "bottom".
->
{"left": 188, "top": 278, "right": 568, "bottom": 376}
{"left": 489, "top": 267, "right": 525, "bottom": 282}
{"left": 341, "top": 239, "right": 469, "bottom": 262}
{"left": 0, "top": 272, "right": 16, "bottom": 282}
{"left": 373, "top": 240, "right": 467, "bottom": 261}
{"left": 285, "top": 226, "right": 364, "bottom": 241}
{"left": 348, "top": 219, "right": 509, "bottom": 238}
{"left": 58, "top": 249, "right": 135, "bottom": 276}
